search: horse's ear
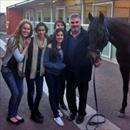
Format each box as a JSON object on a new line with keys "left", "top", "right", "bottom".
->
{"left": 88, "top": 12, "right": 93, "bottom": 21}
{"left": 99, "top": 11, "right": 104, "bottom": 23}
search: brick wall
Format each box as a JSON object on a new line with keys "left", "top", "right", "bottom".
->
{"left": 6, "top": 8, "right": 23, "bottom": 35}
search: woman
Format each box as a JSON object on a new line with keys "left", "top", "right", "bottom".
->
{"left": 44, "top": 29, "right": 66, "bottom": 126}
{"left": 53, "top": 20, "right": 66, "bottom": 30}
{"left": 1, "top": 19, "right": 32, "bottom": 125}
{"left": 52, "top": 20, "right": 67, "bottom": 111}
{"left": 25, "top": 22, "right": 48, "bottom": 123}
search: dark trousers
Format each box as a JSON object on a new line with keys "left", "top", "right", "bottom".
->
{"left": 59, "top": 72, "right": 66, "bottom": 105}
{"left": 66, "top": 70, "right": 89, "bottom": 116}
{"left": 45, "top": 72, "right": 61, "bottom": 117}
{"left": 26, "top": 72, "right": 43, "bottom": 113}
{"left": 1, "top": 66, "right": 23, "bottom": 118}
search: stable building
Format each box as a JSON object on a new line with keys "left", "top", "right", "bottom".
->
{"left": 6, "top": 0, "right": 130, "bottom": 63}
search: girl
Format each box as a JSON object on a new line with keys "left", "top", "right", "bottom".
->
{"left": 44, "top": 29, "right": 66, "bottom": 126}
{"left": 52, "top": 20, "right": 67, "bottom": 111}
{"left": 25, "top": 22, "right": 48, "bottom": 123}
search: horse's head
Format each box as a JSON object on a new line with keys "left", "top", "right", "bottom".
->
{"left": 88, "top": 12, "right": 109, "bottom": 65}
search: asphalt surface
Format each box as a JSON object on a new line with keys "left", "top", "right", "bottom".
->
{"left": 0, "top": 34, "right": 80, "bottom": 130}
{"left": 87, "top": 61, "right": 130, "bottom": 130}
{"left": 0, "top": 34, "right": 130, "bottom": 130}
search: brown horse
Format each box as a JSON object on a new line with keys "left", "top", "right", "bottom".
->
{"left": 88, "top": 12, "right": 130, "bottom": 117}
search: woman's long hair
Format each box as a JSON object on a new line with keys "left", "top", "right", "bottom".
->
{"left": 49, "top": 28, "right": 65, "bottom": 62}
{"left": 12, "top": 19, "right": 33, "bottom": 45}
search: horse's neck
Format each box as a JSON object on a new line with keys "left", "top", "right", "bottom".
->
{"left": 105, "top": 18, "right": 130, "bottom": 51}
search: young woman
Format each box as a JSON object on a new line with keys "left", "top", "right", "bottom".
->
{"left": 25, "top": 22, "right": 48, "bottom": 123}
{"left": 1, "top": 19, "right": 32, "bottom": 125}
{"left": 44, "top": 29, "right": 66, "bottom": 126}
{"left": 52, "top": 20, "right": 67, "bottom": 111}
{"left": 53, "top": 20, "right": 66, "bottom": 30}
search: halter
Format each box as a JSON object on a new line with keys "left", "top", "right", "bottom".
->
{"left": 87, "top": 23, "right": 109, "bottom": 65}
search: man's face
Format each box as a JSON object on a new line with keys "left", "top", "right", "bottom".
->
{"left": 70, "top": 17, "right": 81, "bottom": 33}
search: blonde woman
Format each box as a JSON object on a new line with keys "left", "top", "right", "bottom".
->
{"left": 1, "top": 19, "right": 32, "bottom": 125}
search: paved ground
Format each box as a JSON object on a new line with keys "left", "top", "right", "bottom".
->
{"left": 87, "top": 62, "right": 130, "bottom": 130}
{"left": 0, "top": 80, "right": 80, "bottom": 130}
{"left": 0, "top": 35, "right": 130, "bottom": 130}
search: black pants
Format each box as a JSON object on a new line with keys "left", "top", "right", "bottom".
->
{"left": 45, "top": 72, "right": 61, "bottom": 117}
{"left": 26, "top": 72, "right": 43, "bottom": 113}
{"left": 66, "top": 70, "right": 89, "bottom": 116}
{"left": 59, "top": 72, "right": 66, "bottom": 105}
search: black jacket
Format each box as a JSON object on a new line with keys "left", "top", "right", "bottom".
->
{"left": 63, "top": 27, "right": 92, "bottom": 82}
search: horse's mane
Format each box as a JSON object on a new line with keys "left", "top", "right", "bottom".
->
{"left": 104, "top": 17, "right": 130, "bottom": 46}
{"left": 105, "top": 17, "right": 130, "bottom": 33}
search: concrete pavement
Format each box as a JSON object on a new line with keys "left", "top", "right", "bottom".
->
{"left": 0, "top": 35, "right": 130, "bottom": 130}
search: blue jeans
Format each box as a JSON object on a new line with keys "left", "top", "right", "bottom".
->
{"left": 45, "top": 72, "right": 61, "bottom": 117}
{"left": 1, "top": 66, "right": 23, "bottom": 118}
{"left": 26, "top": 72, "right": 43, "bottom": 113}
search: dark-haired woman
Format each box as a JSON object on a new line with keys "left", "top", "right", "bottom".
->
{"left": 52, "top": 20, "right": 67, "bottom": 111}
{"left": 44, "top": 29, "right": 66, "bottom": 126}
{"left": 25, "top": 22, "right": 48, "bottom": 123}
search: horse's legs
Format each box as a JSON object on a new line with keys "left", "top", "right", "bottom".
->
{"left": 119, "top": 65, "right": 129, "bottom": 114}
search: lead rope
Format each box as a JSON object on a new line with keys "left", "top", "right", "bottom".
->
{"left": 86, "top": 66, "right": 106, "bottom": 130}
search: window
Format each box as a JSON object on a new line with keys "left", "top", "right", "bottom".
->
{"left": 36, "top": 10, "right": 43, "bottom": 22}
{"left": 56, "top": 8, "right": 65, "bottom": 21}
{"left": 25, "top": 10, "right": 34, "bottom": 21}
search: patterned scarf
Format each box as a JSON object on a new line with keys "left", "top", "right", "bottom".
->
{"left": 17, "top": 36, "right": 28, "bottom": 77}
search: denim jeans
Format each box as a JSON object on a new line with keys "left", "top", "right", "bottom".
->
{"left": 1, "top": 66, "right": 23, "bottom": 118}
{"left": 45, "top": 72, "right": 61, "bottom": 117}
{"left": 26, "top": 72, "right": 43, "bottom": 113}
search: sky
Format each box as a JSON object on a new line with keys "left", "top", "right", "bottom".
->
{"left": 0, "top": 0, "right": 24, "bottom": 13}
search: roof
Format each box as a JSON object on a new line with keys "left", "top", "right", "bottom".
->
{"left": 7, "top": 0, "right": 53, "bottom": 9}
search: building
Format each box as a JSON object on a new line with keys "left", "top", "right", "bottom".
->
{"left": 0, "top": 13, "right": 6, "bottom": 33}
{"left": 6, "top": 0, "right": 130, "bottom": 62}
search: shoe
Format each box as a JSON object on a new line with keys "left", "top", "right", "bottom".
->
{"left": 76, "top": 114, "right": 85, "bottom": 124}
{"left": 36, "top": 110, "right": 44, "bottom": 119}
{"left": 68, "top": 113, "right": 76, "bottom": 121}
{"left": 6, "top": 117, "right": 20, "bottom": 125}
{"left": 15, "top": 115, "right": 24, "bottom": 123}
{"left": 58, "top": 109, "right": 63, "bottom": 117}
{"left": 30, "top": 114, "right": 43, "bottom": 123}
{"left": 60, "top": 103, "right": 67, "bottom": 111}
{"left": 54, "top": 117, "right": 64, "bottom": 126}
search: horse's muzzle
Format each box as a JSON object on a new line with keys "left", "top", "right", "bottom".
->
{"left": 88, "top": 50, "right": 101, "bottom": 65}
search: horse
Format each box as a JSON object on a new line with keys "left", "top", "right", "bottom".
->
{"left": 87, "top": 12, "right": 130, "bottom": 117}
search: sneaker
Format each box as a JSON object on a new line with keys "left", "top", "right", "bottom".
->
{"left": 58, "top": 109, "right": 63, "bottom": 117}
{"left": 54, "top": 117, "right": 64, "bottom": 126}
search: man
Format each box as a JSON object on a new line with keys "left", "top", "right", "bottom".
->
{"left": 63, "top": 13, "right": 93, "bottom": 124}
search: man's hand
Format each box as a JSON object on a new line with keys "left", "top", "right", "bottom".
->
{"left": 94, "top": 58, "right": 102, "bottom": 67}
